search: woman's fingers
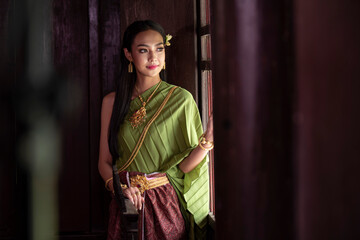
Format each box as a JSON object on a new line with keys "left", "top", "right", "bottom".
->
{"left": 123, "top": 187, "right": 143, "bottom": 210}
{"left": 135, "top": 191, "right": 143, "bottom": 210}
{"left": 208, "top": 113, "right": 213, "bottom": 131}
{"left": 205, "top": 113, "right": 214, "bottom": 141}
{"left": 123, "top": 188, "right": 134, "bottom": 204}
{"left": 133, "top": 190, "right": 144, "bottom": 211}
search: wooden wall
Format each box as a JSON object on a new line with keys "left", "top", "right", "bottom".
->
{"left": 54, "top": 0, "right": 198, "bottom": 238}
{"left": 295, "top": 0, "right": 360, "bottom": 239}
{"left": 0, "top": 0, "right": 198, "bottom": 239}
{"left": 212, "top": 0, "right": 294, "bottom": 239}
{"left": 212, "top": 0, "right": 360, "bottom": 239}
{"left": 53, "top": 1, "right": 92, "bottom": 234}
{"left": 3, "top": 0, "right": 359, "bottom": 239}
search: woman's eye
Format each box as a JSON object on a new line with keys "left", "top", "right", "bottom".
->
{"left": 139, "top": 49, "right": 148, "bottom": 53}
{"left": 157, "top": 47, "right": 164, "bottom": 52}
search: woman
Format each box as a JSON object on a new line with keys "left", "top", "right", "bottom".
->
{"left": 98, "top": 20, "right": 213, "bottom": 240}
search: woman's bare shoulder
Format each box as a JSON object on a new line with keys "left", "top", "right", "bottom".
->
{"left": 102, "top": 92, "right": 115, "bottom": 113}
{"left": 103, "top": 92, "right": 115, "bottom": 104}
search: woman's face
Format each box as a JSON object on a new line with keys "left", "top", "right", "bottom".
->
{"left": 124, "top": 30, "right": 165, "bottom": 79}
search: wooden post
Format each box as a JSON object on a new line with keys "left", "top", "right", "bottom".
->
{"left": 212, "top": 0, "right": 294, "bottom": 239}
{"left": 295, "top": 0, "right": 360, "bottom": 239}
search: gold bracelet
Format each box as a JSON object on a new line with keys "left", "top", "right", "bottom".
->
{"left": 199, "top": 143, "right": 214, "bottom": 151}
{"left": 105, "top": 177, "right": 113, "bottom": 191}
{"left": 198, "top": 133, "right": 214, "bottom": 151}
{"left": 107, "top": 175, "right": 128, "bottom": 192}
{"left": 199, "top": 133, "right": 214, "bottom": 145}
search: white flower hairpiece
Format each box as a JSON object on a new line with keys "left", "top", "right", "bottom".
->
{"left": 165, "top": 34, "right": 172, "bottom": 46}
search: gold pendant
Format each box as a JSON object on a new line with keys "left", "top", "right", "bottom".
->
{"left": 129, "top": 106, "right": 147, "bottom": 128}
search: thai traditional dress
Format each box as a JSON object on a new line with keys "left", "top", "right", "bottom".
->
{"left": 107, "top": 81, "right": 209, "bottom": 240}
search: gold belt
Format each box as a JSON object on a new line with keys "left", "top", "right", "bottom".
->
{"left": 130, "top": 175, "right": 169, "bottom": 194}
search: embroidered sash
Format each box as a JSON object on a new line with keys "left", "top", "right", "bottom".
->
{"left": 118, "top": 86, "right": 178, "bottom": 172}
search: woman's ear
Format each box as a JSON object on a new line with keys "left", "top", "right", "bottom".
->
{"left": 124, "top": 48, "right": 133, "bottom": 62}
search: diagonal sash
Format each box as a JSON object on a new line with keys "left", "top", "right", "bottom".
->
{"left": 118, "top": 86, "right": 178, "bottom": 172}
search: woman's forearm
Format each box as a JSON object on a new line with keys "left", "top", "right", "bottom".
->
{"left": 98, "top": 160, "right": 114, "bottom": 191}
{"left": 178, "top": 142, "right": 212, "bottom": 173}
{"left": 179, "top": 117, "right": 214, "bottom": 173}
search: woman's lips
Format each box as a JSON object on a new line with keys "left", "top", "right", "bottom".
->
{"left": 147, "top": 65, "right": 158, "bottom": 70}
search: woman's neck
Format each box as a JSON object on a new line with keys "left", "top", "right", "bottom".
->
{"left": 135, "top": 75, "right": 161, "bottom": 95}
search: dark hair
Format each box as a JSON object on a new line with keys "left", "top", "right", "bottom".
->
{"left": 108, "top": 20, "right": 167, "bottom": 162}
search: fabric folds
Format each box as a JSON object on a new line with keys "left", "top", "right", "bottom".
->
{"left": 116, "top": 81, "right": 210, "bottom": 238}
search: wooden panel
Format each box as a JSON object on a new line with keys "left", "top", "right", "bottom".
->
{"left": 96, "top": 0, "right": 198, "bottom": 235}
{"left": 99, "top": 0, "right": 121, "bottom": 95}
{"left": 119, "top": 0, "right": 197, "bottom": 98}
{"left": 212, "top": 0, "right": 294, "bottom": 239}
{"left": 96, "top": 0, "right": 124, "bottom": 232}
{"left": 295, "top": 0, "right": 360, "bottom": 239}
{"left": 89, "top": 0, "right": 109, "bottom": 233}
{"left": 0, "top": 1, "right": 199, "bottom": 238}
{"left": 53, "top": 0, "right": 90, "bottom": 232}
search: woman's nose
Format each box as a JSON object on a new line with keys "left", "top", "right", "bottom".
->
{"left": 148, "top": 51, "right": 157, "bottom": 61}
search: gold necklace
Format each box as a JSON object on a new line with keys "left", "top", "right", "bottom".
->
{"left": 129, "top": 81, "right": 162, "bottom": 128}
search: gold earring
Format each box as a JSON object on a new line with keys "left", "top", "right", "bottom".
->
{"left": 128, "top": 61, "right": 133, "bottom": 73}
{"left": 163, "top": 62, "right": 166, "bottom": 70}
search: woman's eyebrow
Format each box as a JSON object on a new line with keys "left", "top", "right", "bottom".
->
{"left": 136, "top": 42, "right": 164, "bottom": 47}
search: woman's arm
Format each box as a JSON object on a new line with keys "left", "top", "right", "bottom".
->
{"left": 98, "top": 92, "right": 144, "bottom": 210}
{"left": 98, "top": 92, "right": 116, "bottom": 189}
{"left": 178, "top": 114, "right": 213, "bottom": 173}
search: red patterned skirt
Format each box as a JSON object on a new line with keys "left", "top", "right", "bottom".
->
{"left": 107, "top": 172, "right": 186, "bottom": 240}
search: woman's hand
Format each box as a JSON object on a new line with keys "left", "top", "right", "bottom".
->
{"left": 123, "top": 187, "right": 144, "bottom": 211}
{"left": 204, "top": 113, "right": 214, "bottom": 142}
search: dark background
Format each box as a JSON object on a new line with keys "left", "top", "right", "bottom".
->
{"left": 1, "top": 0, "right": 198, "bottom": 239}
{"left": 1, "top": 0, "right": 360, "bottom": 239}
